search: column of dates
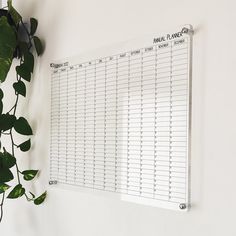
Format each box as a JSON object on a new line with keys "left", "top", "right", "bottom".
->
{"left": 84, "top": 62, "right": 96, "bottom": 188}
{"left": 94, "top": 59, "right": 106, "bottom": 190}
{"left": 76, "top": 65, "right": 86, "bottom": 185}
{"left": 128, "top": 50, "right": 142, "bottom": 196}
{"left": 50, "top": 70, "right": 60, "bottom": 180}
{"left": 140, "top": 47, "right": 156, "bottom": 198}
{"left": 58, "top": 68, "right": 68, "bottom": 183}
{"left": 116, "top": 53, "right": 129, "bottom": 193}
{"left": 154, "top": 42, "right": 171, "bottom": 201}
{"left": 66, "top": 66, "right": 77, "bottom": 184}
{"left": 104, "top": 56, "right": 117, "bottom": 191}
{"left": 169, "top": 38, "right": 188, "bottom": 203}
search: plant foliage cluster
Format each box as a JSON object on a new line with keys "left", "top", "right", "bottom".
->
{"left": 0, "top": 0, "right": 46, "bottom": 223}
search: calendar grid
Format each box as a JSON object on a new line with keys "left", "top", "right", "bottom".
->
{"left": 50, "top": 34, "right": 192, "bottom": 210}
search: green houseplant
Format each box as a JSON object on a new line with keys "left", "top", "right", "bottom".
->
{"left": 0, "top": 0, "right": 46, "bottom": 223}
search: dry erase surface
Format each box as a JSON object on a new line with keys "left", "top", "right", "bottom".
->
{"left": 50, "top": 25, "right": 192, "bottom": 211}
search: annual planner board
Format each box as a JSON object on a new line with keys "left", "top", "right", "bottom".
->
{"left": 49, "top": 25, "right": 193, "bottom": 211}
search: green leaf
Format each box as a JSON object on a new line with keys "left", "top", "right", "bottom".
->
{"left": 0, "top": 58, "right": 12, "bottom": 83}
{"left": 0, "top": 89, "right": 3, "bottom": 114}
{"left": 18, "top": 139, "right": 31, "bottom": 152}
{"left": 13, "top": 80, "right": 26, "bottom": 97}
{"left": 13, "top": 117, "right": 33, "bottom": 135}
{"left": 18, "top": 41, "right": 28, "bottom": 55}
{"left": 0, "top": 17, "right": 17, "bottom": 58}
{"left": 7, "top": 184, "right": 25, "bottom": 199}
{"left": 30, "top": 18, "right": 38, "bottom": 35}
{"left": 0, "top": 16, "right": 17, "bottom": 82}
{"left": 24, "top": 52, "right": 34, "bottom": 73}
{"left": 0, "top": 183, "right": 10, "bottom": 194}
{"left": 22, "top": 170, "right": 38, "bottom": 181}
{"left": 14, "top": 117, "right": 33, "bottom": 135}
{"left": 0, "top": 168, "right": 14, "bottom": 183}
{"left": 0, "top": 148, "right": 16, "bottom": 168}
{"left": 34, "top": 191, "right": 46, "bottom": 205}
{"left": 33, "top": 36, "right": 43, "bottom": 56}
{"left": 0, "top": 101, "right": 2, "bottom": 115}
{"left": 16, "top": 64, "right": 31, "bottom": 82}
{"left": 7, "top": 0, "right": 22, "bottom": 25}
{"left": 0, "top": 89, "right": 3, "bottom": 99}
{"left": 0, "top": 113, "right": 16, "bottom": 131}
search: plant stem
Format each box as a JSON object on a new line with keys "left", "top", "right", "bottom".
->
{"left": 0, "top": 75, "right": 21, "bottom": 223}
{"left": 10, "top": 90, "right": 21, "bottom": 184}
{"left": 7, "top": 72, "right": 22, "bottom": 184}
{"left": 24, "top": 193, "right": 34, "bottom": 202}
{"left": 8, "top": 89, "right": 19, "bottom": 113}
{"left": 9, "top": 130, "right": 21, "bottom": 184}
{"left": 0, "top": 193, "right": 5, "bottom": 223}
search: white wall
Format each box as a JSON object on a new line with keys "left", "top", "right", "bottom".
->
{"left": 0, "top": 0, "right": 7, "bottom": 7}
{"left": 1, "top": 0, "right": 236, "bottom": 235}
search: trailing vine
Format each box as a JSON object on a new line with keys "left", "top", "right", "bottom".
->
{"left": 0, "top": 0, "right": 46, "bottom": 223}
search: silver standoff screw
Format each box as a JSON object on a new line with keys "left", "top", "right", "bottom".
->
{"left": 181, "top": 27, "right": 194, "bottom": 35}
{"left": 179, "top": 203, "right": 187, "bottom": 210}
